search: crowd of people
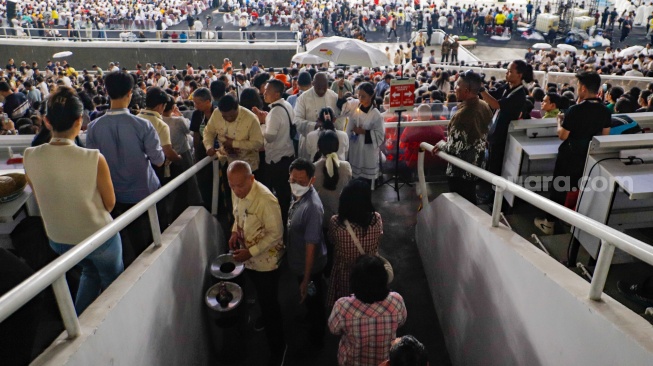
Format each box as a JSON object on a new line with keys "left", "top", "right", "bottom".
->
{"left": 3, "top": 9, "right": 653, "bottom": 360}
{"left": 0, "top": 54, "right": 443, "bottom": 365}
{"left": 0, "top": 0, "right": 213, "bottom": 39}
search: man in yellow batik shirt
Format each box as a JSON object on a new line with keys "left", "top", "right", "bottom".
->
{"left": 227, "top": 161, "right": 287, "bottom": 365}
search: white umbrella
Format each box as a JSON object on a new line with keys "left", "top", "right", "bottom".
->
{"left": 306, "top": 36, "right": 392, "bottom": 68}
{"left": 52, "top": 51, "right": 73, "bottom": 59}
{"left": 291, "top": 52, "right": 328, "bottom": 65}
{"left": 532, "top": 43, "right": 552, "bottom": 50}
{"left": 556, "top": 44, "right": 578, "bottom": 53}
{"left": 619, "top": 45, "right": 644, "bottom": 58}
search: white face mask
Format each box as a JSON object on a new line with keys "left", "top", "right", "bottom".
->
{"left": 290, "top": 182, "right": 310, "bottom": 197}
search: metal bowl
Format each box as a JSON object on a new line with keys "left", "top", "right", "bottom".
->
{"left": 210, "top": 253, "right": 244, "bottom": 280}
{"left": 205, "top": 281, "right": 243, "bottom": 312}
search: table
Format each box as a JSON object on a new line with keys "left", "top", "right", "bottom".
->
{"left": 575, "top": 136, "right": 653, "bottom": 263}
{"left": 502, "top": 132, "right": 561, "bottom": 206}
{"left": 458, "top": 40, "right": 476, "bottom": 49}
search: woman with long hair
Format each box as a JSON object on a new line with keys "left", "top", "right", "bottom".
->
{"left": 24, "top": 87, "right": 123, "bottom": 314}
{"left": 314, "top": 130, "right": 352, "bottom": 277}
{"left": 329, "top": 255, "right": 406, "bottom": 366}
{"left": 305, "top": 107, "right": 349, "bottom": 162}
{"left": 432, "top": 71, "right": 451, "bottom": 94}
{"left": 326, "top": 178, "right": 383, "bottom": 308}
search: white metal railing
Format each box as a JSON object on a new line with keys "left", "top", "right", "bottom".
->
{"left": 384, "top": 119, "right": 450, "bottom": 128}
{"left": 0, "top": 156, "right": 220, "bottom": 337}
{"left": 0, "top": 27, "right": 298, "bottom": 43}
{"left": 417, "top": 141, "right": 653, "bottom": 302}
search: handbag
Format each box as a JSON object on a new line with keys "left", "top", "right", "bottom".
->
{"left": 344, "top": 220, "right": 394, "bottom": 284}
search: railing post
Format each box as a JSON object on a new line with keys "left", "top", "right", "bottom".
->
{"left": 417, "top": 149, "right": 429, "bottom": 210}
{"left": 148, "top": 205, "right": 162, "bottom": 247}
{"left": 211, "top": 159, "right": 220, "bottom": 216}
{"left": 52, "top": 276, "right": 81, "bottom": 338}
{"left": 589, "top": 240, "right": 615, "bottom": 301}
{"left": 491, "top": 185, "right": 505, "bottom": 227}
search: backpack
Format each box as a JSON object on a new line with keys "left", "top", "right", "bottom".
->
{"left": 610, "top": 115, "right": 642, "bottom": 135}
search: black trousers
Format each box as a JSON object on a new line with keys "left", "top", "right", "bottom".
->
{"left": 296, "top": 271, "right": 326, "bottom": 345}
{"left": 111, "top": 202, "right": 153, "bottom": 267}
{"left": 263, "top": 156, "right": 293, "bottom": 237}
{"left": 388, "top": 28, "right": 397, "bottom": 37}
{"left": 487, "top": 141, "right": 506, "bottom": 176}
{"left": 165, "top": 150, "right": 203, "bottom": 221}
{"left": 448, "top": 177, "right": 477, "bottom": 204}
{"left": 246, "top": 268, "right": 285, "bottom": 357}
{"left": 441, "top": 53, "right": 449, "bottom": 63}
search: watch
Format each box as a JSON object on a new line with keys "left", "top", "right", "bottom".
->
{"left": 479, "top": 86, "right": 486, "bottom": 93}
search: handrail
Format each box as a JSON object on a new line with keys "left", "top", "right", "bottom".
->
{"left": 384, "top": 119, "right": 449, "bottom": 128}
{"left": 417, "top": 141, "right": 653, "bottom": 302}
{"left": 0, "top": 155, "right": 217, "bottom": 333}
{"left": 0, "top": 27, "right": 299, "bottom": 43}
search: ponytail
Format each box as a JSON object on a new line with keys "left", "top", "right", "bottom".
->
{"left": 317, "top": 130, "right": 340, "bottom": 191}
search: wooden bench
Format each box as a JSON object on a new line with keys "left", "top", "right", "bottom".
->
{"left": 458, "top": 40, "right": 477, "bottom": 49}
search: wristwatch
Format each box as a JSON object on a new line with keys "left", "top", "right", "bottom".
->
{"left": 479, "top": 86, "right": 486, "bottom": 93}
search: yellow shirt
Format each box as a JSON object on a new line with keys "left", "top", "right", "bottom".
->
{"left": 65, "top": 67, "right": 78, "bottom": 78}
{"left": 203, "top": 106, "right": 264, "bottom": 170}
{"left": 495, "top": 13, "right": 506, "bottom": 25}
{"left": 415, "top": 34, "right": 426, "bottom": 47}
{"left": 232, "top": 181, "right": 284, "bottom": 271}
{"left": 138, "top": 110, "right": 172, "bottom": 146}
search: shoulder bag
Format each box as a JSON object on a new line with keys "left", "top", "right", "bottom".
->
{"left": 344, "top": 220, "right": 393, "bottom": 284}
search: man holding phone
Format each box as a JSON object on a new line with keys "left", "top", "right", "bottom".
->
{"left": 330, "top": 69, "right": 353, "bottom": 94}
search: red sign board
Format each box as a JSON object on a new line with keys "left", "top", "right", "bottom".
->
{"left": 388, "top": 78, "right": 415, "bottom": 112}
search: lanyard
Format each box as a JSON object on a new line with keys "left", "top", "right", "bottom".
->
{"left": 502, "top": 84, "right": 523, "bottom": 100}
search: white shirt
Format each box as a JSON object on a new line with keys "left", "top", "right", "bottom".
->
{"left": 625, "top": 69, "right": 644, "bottom": 76}
{"left": 157, "top": 77, "right": 169, "bottom": 89}
{"left": 264, "top": 99, "right": 296, "bottom": 164}
{"left": 61, "top": 76, "right": 72, "bottom": 87}
{"left": 305, "top": 129, "right": 349, "bottom": 161}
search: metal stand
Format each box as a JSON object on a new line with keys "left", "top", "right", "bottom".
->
{"left": 381, "top": 109, "right": 412, "bottom": 201}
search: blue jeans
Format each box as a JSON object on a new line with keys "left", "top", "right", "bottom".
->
{"left": 49, "top": 234, "right": 124, "bottom": 314}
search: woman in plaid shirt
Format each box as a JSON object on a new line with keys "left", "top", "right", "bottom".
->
{"left": 326, "top": 179, "right": 383, "bottom": 308}
{"left": 328, "top": 255, "right": 407, "bottom": 366}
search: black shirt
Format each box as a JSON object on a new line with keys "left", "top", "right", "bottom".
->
{"left": 487, "top": 84, "right": 526, "bottom": 144}
{"left": 3, "top": 92, "right": 30, "bottom": 122}
{"left": 190, "top": 108, "right": 213, "bottom": 160}
{"left": 561, "top": 98, "right": 611, "bottom": 141}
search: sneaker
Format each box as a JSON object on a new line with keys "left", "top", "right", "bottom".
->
{"left": 253, "top": 316, "right": 265, "bottom": 332}
{"left": 534, "top": 218, "right": 554, "bottom": 235}
{"left": 268, "top": 344, "right": 288, "bottom": 366}
{"left": 617, "top": 280, "right": 653, "bottom": 307}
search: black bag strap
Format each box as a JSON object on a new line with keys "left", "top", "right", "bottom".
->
{"left": 271, "top": 103, "right": 295, "bottom": 139}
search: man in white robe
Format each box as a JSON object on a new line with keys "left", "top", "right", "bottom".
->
{"left": 293, "top": 72, "right": 340, "bottom": 161}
